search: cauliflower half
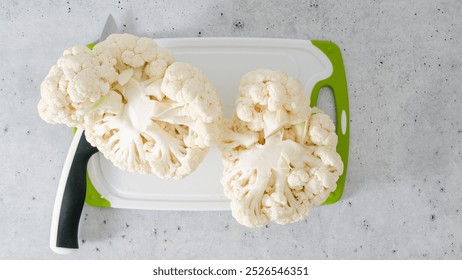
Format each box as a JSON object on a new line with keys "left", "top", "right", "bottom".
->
{"left": 38, "top": 34, "right": 222, "bottom": 179}
{"left": 220, "top": 69, "right": 343, "bottom": 227}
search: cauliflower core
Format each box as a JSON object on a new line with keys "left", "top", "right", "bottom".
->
{"left": 220, "top": 69, "right": 343, "bottom": 227}
{"left": 38, "top": 34, "right": 222, "bottom": 179}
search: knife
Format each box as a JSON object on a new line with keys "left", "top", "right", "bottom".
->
{"left": 49, "top": 15, "right": 120, "bottom": 255}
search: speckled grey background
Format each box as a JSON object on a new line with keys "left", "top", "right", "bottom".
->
{"left": 1, "top": 0, "right": 461, "bottom": 259}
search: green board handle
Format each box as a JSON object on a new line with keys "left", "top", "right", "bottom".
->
{"left": 310, "top": 40, "right": 350, "bottom": 205}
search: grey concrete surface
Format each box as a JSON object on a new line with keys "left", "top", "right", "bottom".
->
{"left": 1, "top": 0, "right": 461, "bottom": 259}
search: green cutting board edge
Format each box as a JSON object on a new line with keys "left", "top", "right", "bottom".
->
{"left": 311, "top": 40, "right": 350, "bottom": 205}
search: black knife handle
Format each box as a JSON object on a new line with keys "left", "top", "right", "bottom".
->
{"left": 50, "top": 128, "right": 98, "bottom": 254}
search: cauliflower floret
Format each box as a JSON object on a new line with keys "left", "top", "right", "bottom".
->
{"left": 308, "top": 112, "right": 338, "bottom": 147}
{"left": 235, "top": 69, "right": 310, "bottom": 137}
{"left": 285, "top": 111, "right": 338, "bottom": 147}
{"left": 92, "top": 33, "right": 175, "bottom": 80}
{"left": 220, "top": 69, "right": 343, "bottom": 227}
{"left": 38, "top": 46, "right": 118, "bottom": 127}
{"left": 38, "top": 34, "right": 222, "bottom": 179}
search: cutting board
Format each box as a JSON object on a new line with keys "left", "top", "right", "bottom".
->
{"left": 83, "top": 38, "right": 350, "bottom": 211}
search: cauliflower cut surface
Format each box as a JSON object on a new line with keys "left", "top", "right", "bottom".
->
{"left": 38, "top": 34, "right": 222, "bottom": 179}
{"left": 220, "top": 69, "right": 343, "bottom": 227}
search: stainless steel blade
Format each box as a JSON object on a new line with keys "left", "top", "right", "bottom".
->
{"left": 99, "top": 14, "right": 119, "bottom": 42}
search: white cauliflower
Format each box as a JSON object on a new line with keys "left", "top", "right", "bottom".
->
{"left": 38, "top": 34, "right": 222, "bottom": 179}
{"left": 38, "top": 46, "right": 118, "bottom": 126}
{"left": 236, "top": 69, "right": 310, "bottom": 137}
{"left": 220, "top": 69, "right": 343, "bottom": 227}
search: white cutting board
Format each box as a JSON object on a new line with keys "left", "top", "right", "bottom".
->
{"left": 86, "top": 38, "right": 333, "bottom": 211}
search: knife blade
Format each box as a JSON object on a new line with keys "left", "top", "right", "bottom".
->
{"left": 99, "top": 14, "right": 119, "bottom": 42}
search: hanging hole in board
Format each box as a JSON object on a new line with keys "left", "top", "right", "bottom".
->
{"left": 341, "top": 110, "right": 347, "bottom": 135}
{"left": 315, "top": 86, "right": 336, "bottom": 127}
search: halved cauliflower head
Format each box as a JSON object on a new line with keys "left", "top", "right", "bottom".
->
{"left": 38, "top": 33, "right": 222, "bottom": 179}
{"left": 220, "top": 69, "right": 343, "bottom": 227}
